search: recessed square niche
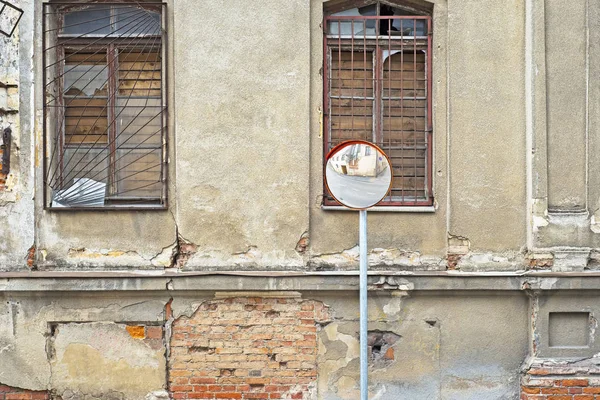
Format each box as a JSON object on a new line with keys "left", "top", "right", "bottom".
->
{"left": 549, "top": 312, "right": 590, "bottom": 348}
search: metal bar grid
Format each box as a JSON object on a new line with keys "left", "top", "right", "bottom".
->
{"left": 323, "top": 11, "right": 433, "bottom": 207}
{"left": 42, "top": 2, "right": 167, "bottom": 210}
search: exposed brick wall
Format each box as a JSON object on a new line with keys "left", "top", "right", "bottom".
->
{"left": 0, "top": 385, "right": 49, "bottom": 400}
{"left": 522, "top": 377, "right": 600, "bottom": 399}
{"left": 169, "top": 296, "right": 331, "bottom": 400}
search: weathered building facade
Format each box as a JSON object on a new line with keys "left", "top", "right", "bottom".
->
{"left": 1, "top": 0, "right": 600, "bottom": 398}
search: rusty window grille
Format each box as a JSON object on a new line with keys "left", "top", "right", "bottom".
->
{"left": 42, "top": 2, "right": 167, "bottom": 209}
{"left": 323, "top": 1, "right": 433, "bottom": 207}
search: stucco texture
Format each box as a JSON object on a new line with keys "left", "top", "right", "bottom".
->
{"left": 172, "top": 0, "right": 311, "bottom": 270}
{"left": 312, "top": 291, "right": 529, "bottom": 399}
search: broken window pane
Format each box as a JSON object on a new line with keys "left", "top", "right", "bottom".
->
{"left": 44, "top": 2, "right": 167, "bottom": 208}
{"left": 52, "top": 149, "right": 109, "bottom": 207}
{"left": 327, "top": 2, "right": 428, "bottom": 37}
{"left": 64, "top": 52, "right": 108, "bottom": 97}
{"left": 115, "top": 6, "right": 160, "bottom": 35}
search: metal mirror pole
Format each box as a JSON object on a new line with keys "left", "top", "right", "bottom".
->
{"left": 324, "top": 140, "right": 392, "bottom": 400}
{"left": 359, "top": 209, "right": 368, "bottom": 400}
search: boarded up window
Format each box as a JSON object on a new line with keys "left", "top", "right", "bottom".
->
{"left": 324, "top": 1, "right": 433, "bottom": 206}
{"left": 43, "top": 2, "right": 167, "bottom": 209}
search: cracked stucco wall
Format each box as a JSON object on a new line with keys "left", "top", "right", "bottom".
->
{"left": 312, "top": 291, "right": 529, "bottom": 400}
{"left": 49, "top": 322, "right": 165, "bottom": 400}
{"left": 0, "top": 0, "right": 596, "bottom": 275}
{"left": 1, "top": 0, "right": 536, "bottom": 272}
{"left": 0, "top": 293, "right": 172, "bottom": 397}
{"left": 2, "top": 282, "right": 600, "bottom": 399}
{"left": 0, "top": 0, "right": 600, "bottom": 278}
{"left": 0, "top": 289, "right": 535, "bottom": 400}
{"left": 0, "top": 0, "right": 34, "bottom": 272}
{"left": 0, "top": 0, "right": 583, "bottom": 272}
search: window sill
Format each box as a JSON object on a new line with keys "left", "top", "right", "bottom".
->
{"left": 321, "top": 205, "right": 436, "bottom": 213}
{"left": 45, "top": 205, "right": 167, "bottom": 211}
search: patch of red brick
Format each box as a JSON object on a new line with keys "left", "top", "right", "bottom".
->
{"left": 0, "top": 384, "right": 49, "bottom": 400}
{"left": 521, "top": 377, "right": 600, "bottom": 400}
{"left": 169, "top": 297, "right": 331, "bottom": 400}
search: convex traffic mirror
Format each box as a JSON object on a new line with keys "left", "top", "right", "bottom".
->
{"left": 325, "top": 140, "right": 393, "bottom": 209}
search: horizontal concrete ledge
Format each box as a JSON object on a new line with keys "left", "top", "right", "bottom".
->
{"left": 0, "top": 270, "right": 600, "bottom": 291}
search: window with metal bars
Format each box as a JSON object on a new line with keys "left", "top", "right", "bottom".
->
{"left": 323, "top": 0, "right": 433, "bottom": 207}
{"left": 42, "top": 1, "right": 167, "bottom": 209}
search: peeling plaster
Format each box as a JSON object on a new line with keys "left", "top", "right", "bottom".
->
{"left": 162, "top": 299, "right": 173, "bottom": 399}
{"left": 588, "top": 250, "right": 600, "bottom": 270}
{"left": 318, "top": 322, "right": 360, "bottom": 400}
{"left": 532, "top": 198, "right": 549, "bottom": 231}
{"left": 317, "top": 315, "right": 442, "bottom": 400}
{"left": 295, "top": 231, "right": 310, "bottom": 254}
{"left": 309, "top": 246, "right": 444, "bottom": 271}
{"left": 49, "top": 322, "right": 166, "bottom": 400}
{"left": 591, "top": 215, "right": 600, "bottom": 233}
{"left": 526, "top": 252, "right": 554, "bottom": 269}
{"left": 533, "top": 215, "right": 549, "bottom": 230}
{"left": 552, "top": 248, "right": 590, "bottom": 271}
{"left": 370, "top": 277, "right": 414, "bottom": 292}
{"left": 382, "top": 298, "right": 403, "bottom": 317}
{"left": 171, "top": 234, "right": 197, "bottom": 269}
{"left": 62, "top": 248, "right": 151, "bottom": 269}
{"left": 145, "top": 390, "right": 169, "bottom": 400}
{"left": 455, "top": 251, "right": 526, "bottom": 272}
{"left": 0, "top": 12, "right": 35, "bottom": 272}
{"left": 183, "top": 247, "right": 304, "bottom": 270}
{"left": 447, "top": 233, "right": 470, "bottom": 255}
{"left": 150, "top": 243, "right": 177, "bottom": 268}
{"left": 522, "top": 277, "right": 559, "bottom": 290}
{"left": 590, "top": 314, "right": 598, "bottom": 349}
{"left": 283, "top": 382, "right": 316, "bottom": 400}
{"left": 529, "top": 292, "right": 540, "bottom": 357}
{"left": 67, "top": 248, "right": 131, "bottom": 258}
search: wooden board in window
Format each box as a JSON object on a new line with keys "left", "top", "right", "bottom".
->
{"left": 118, "top": 51, "right": 161, "bottom": 97}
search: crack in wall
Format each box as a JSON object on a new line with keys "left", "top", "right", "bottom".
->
{"left": 168, "top": 219, "right": 197, "bottom": 269}
{"left": 163, "top": 298, "right": 173, "bottom": 397}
